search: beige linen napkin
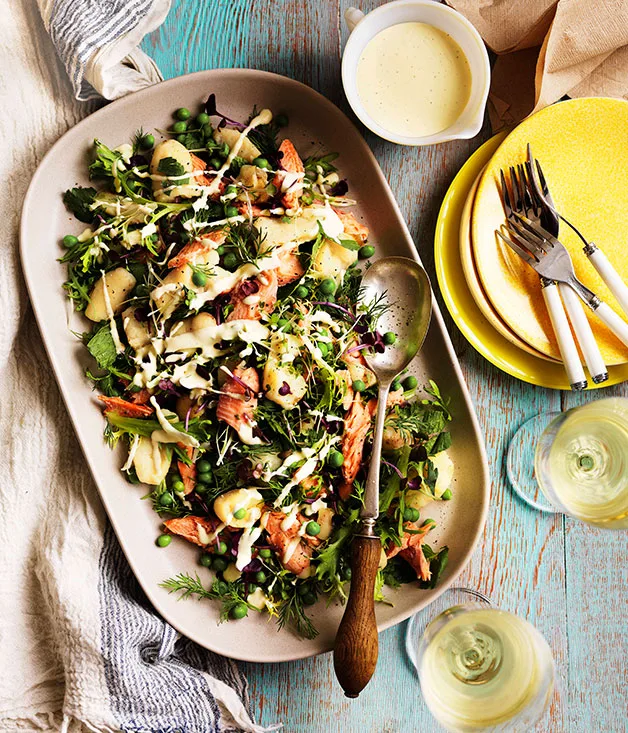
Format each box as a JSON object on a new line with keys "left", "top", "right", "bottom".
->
{"left": 448, "top": 0, "right": 628, "bottom": 130}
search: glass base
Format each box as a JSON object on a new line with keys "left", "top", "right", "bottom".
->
{"left": 507, "top": 413, "right": 559, "bottom": 514}
{"left": 406, "top": 587, "right": 491, "bottom": 676}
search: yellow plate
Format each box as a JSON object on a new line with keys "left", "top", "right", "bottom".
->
{"left": 435, "top": 133, "right": 628, "bottom": 389}
{"left": 472, "top": 98, "right": 628, "bottom": 366}
{"left": 458, "top": 163, "right": 558, "bottom": 362}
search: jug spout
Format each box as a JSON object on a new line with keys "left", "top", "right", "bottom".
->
{"left": 344, "top": 7, "right": 365, "bottom": 32}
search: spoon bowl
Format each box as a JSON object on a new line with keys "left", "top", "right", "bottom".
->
{"left": 360, "top": 256, "right": 433, "bottom": 384}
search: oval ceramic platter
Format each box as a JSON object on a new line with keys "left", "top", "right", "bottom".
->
{"left": 20, "top": 69, "right": 488, "bottom": 662}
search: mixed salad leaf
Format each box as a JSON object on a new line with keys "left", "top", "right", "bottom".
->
{"left": 60, "top": 97, "right": 453, "bottom": 638}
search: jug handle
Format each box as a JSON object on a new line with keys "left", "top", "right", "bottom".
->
{"left": 344, "top": 7, "right": 365, "bottom": 32}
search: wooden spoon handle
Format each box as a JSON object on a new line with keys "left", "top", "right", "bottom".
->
{"left": 333, "top": 534, "right": 381, "bottom": 698}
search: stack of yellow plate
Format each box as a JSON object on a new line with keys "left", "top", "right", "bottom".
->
{"left": 435, "top": 98, "right": 628, "bottom": 389}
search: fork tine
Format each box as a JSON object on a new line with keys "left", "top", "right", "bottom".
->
{"left": 496, "top": 228, "right": 537, "bottom": 265}
{"left": 506, "top": 219, "right": 549, "bottom": 255}
{"left": 498, "top": 169, "right": 512, "bottom": 216}
{"left": 511, "top": 212, "right": 558, "bottom": 248}
{"left": 527, "top": 144, "right": 555, "bottom": 207}
{"left": 509, "top": 165, "right": 522, "bottom": 212}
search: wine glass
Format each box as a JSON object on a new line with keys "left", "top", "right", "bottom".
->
{"left": 507, "top": 396, "right": 628, "bottom": 527}
{"left": 406, "top": 588, "right": 554, "bottom": 732}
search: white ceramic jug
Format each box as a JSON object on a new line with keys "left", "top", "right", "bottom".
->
{"left": 342, "top": 0, "right": 490, "bottom": 146}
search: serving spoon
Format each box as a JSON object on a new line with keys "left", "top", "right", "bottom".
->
{"left": 333, "top": 256, "right": 433, "bottom": 698}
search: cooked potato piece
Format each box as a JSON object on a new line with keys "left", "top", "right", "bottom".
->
{"left": 151, "top": 250, "right": 219, "bottom": 318}
{"left": 133, "top": 436, "right": 171, "bottom": 485}
{"left": 213, "top": 128, "right": 261, "bottom": 162}
{"left": 150, "top": 139, "right": 194, "bottom": 202}
{"left": 213, "top": 488, "right": 264, "bottom": 528}
{"left": 311, "top": 238, "right": 358, "bottom": 283}
{"left": 405, "top": 452, "right": 454, "bottom": 509}
{"left": 223, "top": 563, "right": 242, "bottom": 583}
{"left": 317, "top": 507, "right": 335, "bottom": 541}
{"left": 237, "top": 164, "right": 268, "bottom": 190}
{"left": 122, "top": 307, "right": 151, "bottom": 351}
{"left": 263, "top": 334, "right": 307, "bottom": 409}
{"left": 85, "top": 268, "right": 136, "bottom": 322}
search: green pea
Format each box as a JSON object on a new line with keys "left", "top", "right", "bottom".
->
{"left": 302, "top": 592, "right": 317, "bottom": 606}
{"left": 317, "top": 341, "right": 329, "bottom": 357}
{"left": 297, "top": 584, "right": 310, "bottom": 596}
{"left": 294, "top": 285, "right": 309, "bottom": 299}
{"left": 358, "top": 245, "right": 375, "bottom": 259}
{"left": 403, "top": 507, "right": 420, "bottom": 523}
{"left": 259, "top": 548, "right": 272, "bottom": 559}
{"left": 192, "top": 270, "right": 207, "bottom": 287}
{"left": 391, "top": 379, "right": 401, "bottom": 392}
{"left": 62, "top": 234, "right": 79, "bottom": 248}
{"left": 216, "top": 245, "right": 226, "bottom": 256}
{"left": 224, "top": 205, "right": 239, "bottom": 218}
{"left": 252, "top": 157, "right": 271, "bottom": 170}
{"left": 225, "top": 184, "right": 238, "bottom": 196}
{"left": 196, "top": 112, "right": 210, "bottom": 126}
{"left": 197, "top": 459, "right": 211, "bottom": 474}
{"left": 275, "top": 113, "right": 289, "bottom": 127}
{"left": 195, "top": 483, "right": 208, "bottom": 495}
{"left": 171, "top": 479, "right": 185, "bottom": 493}
{"left": 230, "top": 602, "right": 248, "bottom": 619}
{"left": 222, "top": 252, "right": 238, "bottom": 270}
{"left": 233, "top": 508, "right": 247, "bottom": 520}
{"left": 383, "top": 331, "right": 397, "bottom": 345}
{"left": 352, "top": 379, "right": 366, "bottom": 393}
{"left": 214, "top": 581, "right": 229, "bottom": 595}
{"left": 202, "top": 123, "right": 213, "bottom": 138}
{"left": 159, "top": 492, "right": 174, "bottom": 507}
{"left": 209, "top": 157, "right": 222, "bottom": 169}
{"left": 215, "top": 541, "right": 228, "bottom": 555}
{"left": 255, "top": 571, "right": 267, "bottom": 584}
{"left": 176, "top": 134, "right": 187, "bottom": 144}
{"left": 441, "top": 489, "right": 453, "bottom": 501}
{"left": 403, "top": 375, "right": 418, "bottom": 390}
{"left": 343, "top": 567, "right": 352, "bottom": 581}
{"left": 156, "top": 534, "right": 171, "bottom": 548}
{"left": 328, "top": 450, "right": 344, "bottom": 468}
{"left": 320, "top": 278, "right": 336, "bottom": 295}
{"left": 212, "top": 556, "right": 228, "bottom": 572}
{"left": 200, "top": 553, "right": 213, "bottom": 567}
{"left": 175, "top": 107, "right": 191, "bottom": 120}
{"left": 306, "top": 521, "right": 321, "bottom": 537}
{"left": 173, "top": 120, "right": 188, "bottom": 133}
{"left": 197, "top": 471, "right": 212, "bottom": 484}
{"left": 422, "top": 518, "right": 437, "bottom": 528}
{"left": 140, "top": 133, "right": 155, "bottom": 149}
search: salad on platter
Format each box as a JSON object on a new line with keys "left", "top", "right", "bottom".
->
{"left": 61, "top": 95, "right": 453, "bottom": 638}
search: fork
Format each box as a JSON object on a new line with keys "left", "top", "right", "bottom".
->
{"left": 498, "top": 166, "right": 588, "bottom": 389}
{"left": 514, "top": 159, "right": 608, "bottom": 383}
{"left": 527, "top": 144, "right": 628, "bottom": 318}
{"left": 502, "top": 214, "right": 628, "bottom": 349}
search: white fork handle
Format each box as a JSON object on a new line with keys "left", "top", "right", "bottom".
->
{"left": 586, "top": 245, "right": 628, "bottom": 317}
{"left": 558, "top": 284, "right": 608, "bottom": 383}
{"left": 593, "top": 302, "right": 628, "bottom": 348}
{"left": 542, "top": 282, "right": 587, "bottom": 390}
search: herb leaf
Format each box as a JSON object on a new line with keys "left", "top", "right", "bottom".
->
{"left": 157, "top": 157, "right": 186, "bottom": 177}
{"left": 86, "top": 325, "right": 117, "bottom": 369}
{"left": 63, "top": 187, "right": 97, "bottom": 223}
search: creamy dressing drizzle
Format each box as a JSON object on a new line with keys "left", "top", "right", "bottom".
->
{"left": 100, "top": 270, "right": 125, "bottom": 353}
{"left": 236, "top": 526, "right": 263, "bottom": 570}
{"left": 149, "top": 396, "right": 200, "bottom": 447}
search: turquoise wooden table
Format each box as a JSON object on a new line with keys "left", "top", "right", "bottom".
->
{"left": 144, "top": 3, "right": 628, "bottom": 731}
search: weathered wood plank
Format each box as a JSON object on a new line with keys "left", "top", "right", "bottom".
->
{"left": 142, "top": 2, "right": 627, "bottom": 730}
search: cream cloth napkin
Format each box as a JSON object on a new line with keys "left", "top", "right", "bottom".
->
{"left": 448, "top": 0, "right": 628, "bottom": 130}
{"left": 0, "top": 1, "right": 273, "bottom": 731}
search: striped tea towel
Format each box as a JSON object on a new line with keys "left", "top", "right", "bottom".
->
{"left": 36, "top": 0, "right": 172, "bottom": 100}
{"left": 0, "top": 1, "right": 275, "bottom": 731}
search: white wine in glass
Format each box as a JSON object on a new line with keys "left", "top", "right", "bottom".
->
{"left": 418, "top": 605, "right": 554, "bottom": 732}
{"left": 535, "top": 397, "right": 628, "bottom": 528}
